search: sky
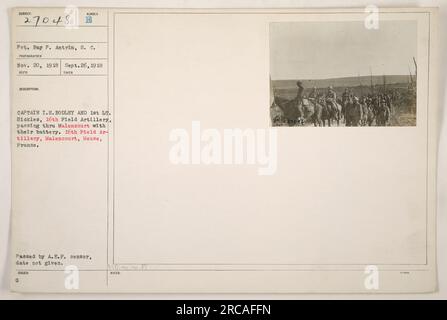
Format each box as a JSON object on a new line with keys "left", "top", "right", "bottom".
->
{"left": 270, "top": 20, "right": 417, "bottom": 80}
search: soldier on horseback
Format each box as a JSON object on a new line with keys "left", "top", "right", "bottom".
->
{"left": 326, "top": 86, "right": 337, "bottom": 102}
{"left": 296, "top": 81, "right": 304, "bottom": 103}
{"left": 325, "top": 86, "right": 338, "bottom": 112}
{"left": 309, "top": 86, "right": 319, "bottom": 101}
{"left": 322, "top": 86, "right": 343, "bottom": 126}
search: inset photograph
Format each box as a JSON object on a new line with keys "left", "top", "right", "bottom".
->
{"left": 270, "top": 21, "right": 417, "bottom": 127}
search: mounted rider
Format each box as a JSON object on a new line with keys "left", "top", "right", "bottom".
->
{"left": 296, "top": 81, "right": 304, "bottom": 103}
{"left": 309, "top": 86, "right": 319, "bottom": 101}
{"left": 326, "top": 86, "right": 337, "bottom": 111}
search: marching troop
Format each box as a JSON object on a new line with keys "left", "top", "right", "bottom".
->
{"left": 271, "top": 81, "right": 399, "bottom": 127}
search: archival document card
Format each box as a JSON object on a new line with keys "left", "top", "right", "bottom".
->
{"left": 10, "top": 7, "right": 439, "bottom": 293}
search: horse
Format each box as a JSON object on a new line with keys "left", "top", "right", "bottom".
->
{"left": 272, "top": 95, "right": 322, "bottom": 126}
{"left": 302, "top": 98, "right": 326, "bottom": 126}
{"left": 270, "top": 102, "right": 286, "bottom": 126}
{"left": 324, "top": 98, "right": 343, "bottom": 126}
{"left": 271, "top": 96, "right": 301, "bottom": 126}
{"left": 307, "top": 98, "right": 323, "bottom": 126}
{"left": 332, "top": 101, "right": 343, "bottom": 126}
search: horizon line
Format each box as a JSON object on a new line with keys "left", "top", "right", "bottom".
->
{"left": 271, "top": 73, "right": 414, "bottom": 82}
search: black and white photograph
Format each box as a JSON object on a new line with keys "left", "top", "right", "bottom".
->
{"left": 1, "top": 4, "right": 444, "bottom": 302}
{"left": 270, "top": 20, "right": 417, "bottom": 127}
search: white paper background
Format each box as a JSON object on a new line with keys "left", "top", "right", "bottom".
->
{"left": 1, "top": 0, "right": 446, "bottom": 299}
